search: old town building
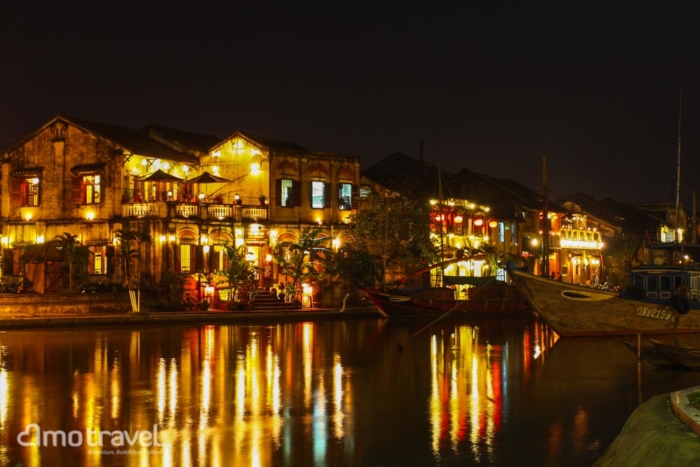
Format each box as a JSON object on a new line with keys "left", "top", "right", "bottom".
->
{"left": 0, "top": 115, "right": 359, "bottom": 301}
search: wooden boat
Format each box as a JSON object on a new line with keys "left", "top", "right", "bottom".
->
{"left": 508, "top": 267, "right": 700, "bottom": 337}
{"left": 649, "top": 339, "right": 700, "bottom": 369}
{"left": 623, "top": 341, "right": 685, "bottom": 368}
{"left": 364, "top": 282, "right": 531, "bottom": 317}
{"left": 364, "top": 260, "right": 531, "bottom": 317}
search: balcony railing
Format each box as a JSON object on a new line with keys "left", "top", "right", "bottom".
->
{"left": 176, "top": 203, "right": 199, "bottom": 218}
{"left": 207, "top": 204, "right": 233, "bottom": 220}
{"left": 235, "top": 206, "right": 268, "bottom": 222}
{"left": 559, "top": 228, "right": 603, "bottom": 249}
{"left": 122, "top": 203, "right": 161, "bottom": 218}
{"left": 123, "top": 202, "right": 269, "bottom": 222}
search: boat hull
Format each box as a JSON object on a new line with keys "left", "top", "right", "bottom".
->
{"left": 649, "top": 339, "right": 700, "bottom": 369}
{"left": 364, "top": 288, "right": 531, "bottom": 317}
{"left": 509, "top": 269, "right": 700, "bottom": 337}
{"left": 623, "top": 341, "right": 685, "bottom": 368}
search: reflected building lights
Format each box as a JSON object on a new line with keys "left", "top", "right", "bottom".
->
{"left": 313, "top": 375, "right": 327, "bottom": 467}
{"left": 110, "top": 358, "right": 121, "bottom": 420}
{"left": 0, "top": 368, "right": 8, "bottom": 429}
{"left": 332, "top": 353, "right": 345, "bottom": 439}
{"left": 0, "top": 321, "right": 578, "bottom": 466}
{"left": 429, "top": 335, "right": 441, "bottom": 459}
{"left": 158, "top": 358, "right": 167, "bottom": 424}
{"left": 303, "top": 323, "right": 313, "bottom": 407}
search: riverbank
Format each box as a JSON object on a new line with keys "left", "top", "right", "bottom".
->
{"left": 0, "top": 307, "right": 382, "bottom": 330}
{"left": 595, "top": 387, "right": 700, "bottom": 466}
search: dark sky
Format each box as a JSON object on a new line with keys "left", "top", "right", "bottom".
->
{"left": 2, "top": 3, "right": 699, "bottom": 205}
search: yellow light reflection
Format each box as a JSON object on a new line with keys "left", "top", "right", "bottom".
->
{"left": 157, "top": 358, "right": 166, "bottom": 424}
{"left": 332, "top": 353, "right": 345, "bottom": 439}
{"left": 303, "top": 323, "right": 314, "bottom": 407}
{"left": 110, "top": 357, "right": 121, "bottom": 419}
{"left": 0, "top": 368, "right": 8, "bottom": 429}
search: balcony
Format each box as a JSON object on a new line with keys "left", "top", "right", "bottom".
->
{"left": 559, "top": 228, "right": 603, "bottom": 249}
{"left": 122, "top": 202, "right": 164, "bottom": 218}
{"left": 122, "top": 202, "right": 269, "bottom": 222}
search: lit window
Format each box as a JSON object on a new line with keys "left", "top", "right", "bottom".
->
{"left": 281, "top": 179, "right": 294, "bottom": 207}
{"left": 88, "top": 245, "right": 109, "bottom": 275}
{"left": 11, "top": 177, "right": 41, "bottom": 207}
{"left": 311, "top": 181, "right": 325, "bottom": 209}
{"left": 180, "top": 245, "right": 192, "bottom": 273}
{"left": 338, "top": 183, "right": 352, "bottom": 209}
{"left": 82, "top": 175, "right": 101, "bottom": 204}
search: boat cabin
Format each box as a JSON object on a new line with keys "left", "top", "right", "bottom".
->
{"left": 629, "top": 267, "right": 700, "bottom": 300}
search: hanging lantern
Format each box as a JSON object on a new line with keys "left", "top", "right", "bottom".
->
{"left": 473, "top": 217, "right": 483, "bottom": 227}
{"left": 489, "top": 220, "right": 498, "bottom": 228}
{"left": 454, "top": 215, "right": 463, "bottom": 223}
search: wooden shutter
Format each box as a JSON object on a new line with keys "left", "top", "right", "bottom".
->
{"left": 292, "top": 180, "right": 301, "bottom": 207}
{"left": 2, "top": 249, "right": 13, "bottom": 276}
{"left": 106, "top": 246, "right": 115, "bottom": 274}
{"left": 72, "top": 175, "right": 83, "bottom": 203}
{"left": 324, "top": 182, "right": 331, "bottom": 208}
{"left": 194, "top": 246, "right": 204, "bottom": 272}
{"left": 275, "top": 179, "right": 282, "bottom": 206}
{"left": 175, "top": 245, "right": 182, "bottom": 273}
{"left": 10, "top": 178, "right": 22, "bottom": 206}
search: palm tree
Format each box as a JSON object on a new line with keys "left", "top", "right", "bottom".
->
{"left": 273, "top": 227, "right": 330, "bottom": 303}
{"left": 113, "top": 224, "right": 151, "bottom": 312}
{"left": 53, "top": 232, "right": 88, "bottom": 291}
{"left": 216, "top": 243, "right": 259, "bottom": 308}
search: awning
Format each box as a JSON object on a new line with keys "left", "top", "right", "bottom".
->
{"left": 70, "top": 163, "right": 107, "bottom": 174}
{"left": 11, "top": 166, "right": 44, "bottom": 176}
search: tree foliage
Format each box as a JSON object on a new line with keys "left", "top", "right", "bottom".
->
{"left": 349, "top": 192, "right": 439, "bottom": 286}
{"left": 53, "top": 232, "right": 88, "bottom": 291}
{"left": 113, "top": 224, "right": 151, "bottom": 290}
{"left": 273, "top": 227, "right": 331, "bottom": 300}
{"left": 216, "top": 244, "right": 259, "bottom": 305}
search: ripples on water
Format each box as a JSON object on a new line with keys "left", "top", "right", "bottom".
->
{"left": 1, "top": 316, "right": 700, "bottom": 466}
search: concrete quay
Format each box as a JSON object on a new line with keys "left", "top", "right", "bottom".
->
{"left": 595, "top": 387, "right": 700, "bottom": 466}
{"left": 0, "top": 307, "right": 382, "bottom": 330}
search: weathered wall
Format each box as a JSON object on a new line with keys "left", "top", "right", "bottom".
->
{"left": 0, "top": 293, "right": 132, "bottom": 315}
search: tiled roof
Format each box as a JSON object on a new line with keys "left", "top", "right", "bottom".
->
{"left": 70, "top": 163, "right": 107, "bottom": 174}
{"left": 141, "top": 124, "right": 221, "bottom": 153}
{"left": 213, "top": 130, "right": 308, "bottom": 152}
{"left": 61, "top": 116, "right": 199, "bottom": 164}
{"left": 446, "top": 168, "right": 567, "bottom": 219}
{"left": 361, "top": 152, "right": 450, "bottom": 199}
{"left": 599, "top": 198, "right": 666, "bottom": 237}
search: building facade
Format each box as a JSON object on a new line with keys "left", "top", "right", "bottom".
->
{"left": 0, "top": 116, "right": 359, "bottom": 302}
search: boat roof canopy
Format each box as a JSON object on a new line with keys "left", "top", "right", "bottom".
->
{"left": 443, "top": 276, "right": 505, "bottom": 287}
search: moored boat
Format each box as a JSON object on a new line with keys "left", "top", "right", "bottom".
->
{"left": 508, "top": 267, "right": 700, "bottom": 337}
{"left": 364, "top": 281, "right": 531, "bottom": 317}
{"left": 649, "top": 339, "right": 700, "bottom": 369}
{"left": 623, "top": 341, "right": 685, "bottom": 368}
{"left": 365, "top": 260, "right": 531, "bottom": 317}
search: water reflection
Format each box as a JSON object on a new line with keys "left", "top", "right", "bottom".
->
{"left": 425, "top": 318, "right": 557, "bottom": 464}
{"left": 5, "top": 315, "right": 675, "bottom": 466}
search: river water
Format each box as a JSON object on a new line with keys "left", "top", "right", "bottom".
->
{"left": 1, "top": 315, "right": 700, "bottom": 467}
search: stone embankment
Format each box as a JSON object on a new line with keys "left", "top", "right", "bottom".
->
{"left": 595, "top": 387, "right": 700, "bottom": 466}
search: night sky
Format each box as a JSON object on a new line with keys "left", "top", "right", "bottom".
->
{"left": 2, "top": 3, "right": 699, "bottom": 205}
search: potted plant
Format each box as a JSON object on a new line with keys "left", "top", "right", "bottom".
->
{"left": 259, "top": 195, "right": 267, "bottom": 205}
